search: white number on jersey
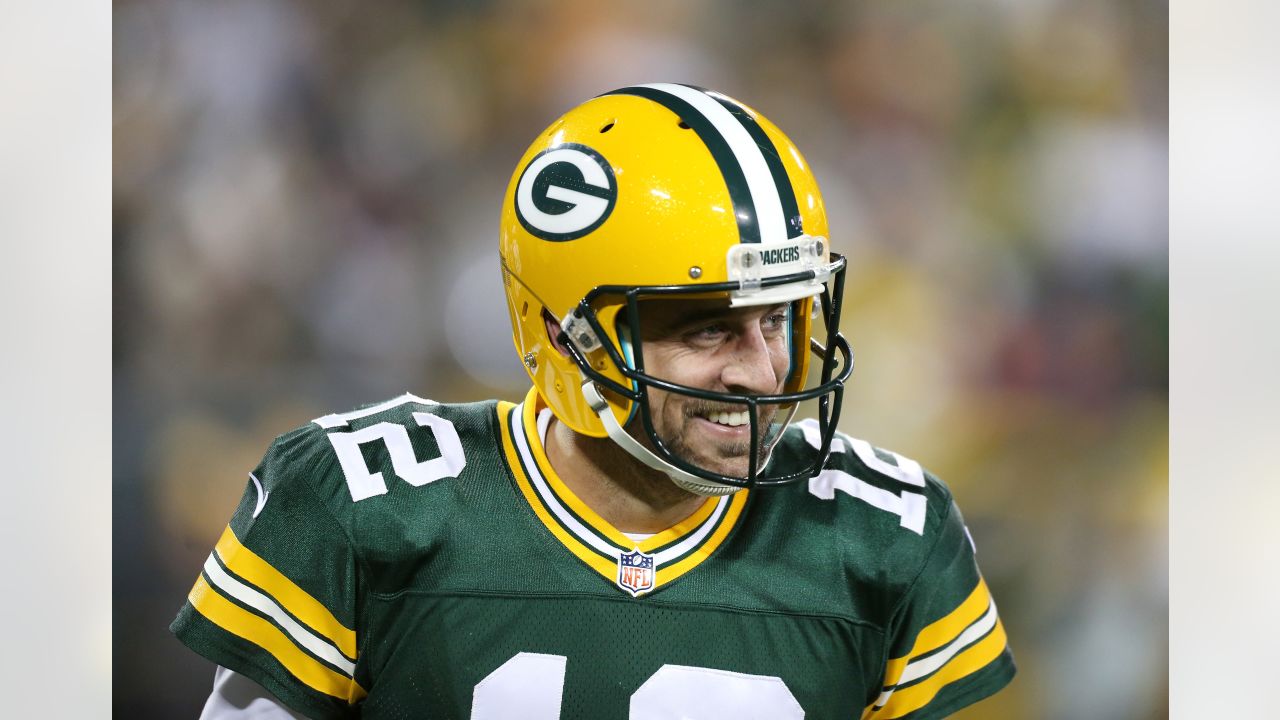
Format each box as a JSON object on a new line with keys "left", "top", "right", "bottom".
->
{"left": 798, "top": 419, "right": 928, "bottom": 535}
{"left": 313, "top": 394, "right": 468, "bottom": 502}
{"left": 471, "top": 653, "right": 566, "bottom": 720}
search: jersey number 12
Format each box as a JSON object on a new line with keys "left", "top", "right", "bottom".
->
{"left": 313, "top": 394, "right": 467, "bottom": 502}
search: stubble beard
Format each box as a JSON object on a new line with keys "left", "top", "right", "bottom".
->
{"left": 655, "top": 404, "right": 778, "bottom": 480}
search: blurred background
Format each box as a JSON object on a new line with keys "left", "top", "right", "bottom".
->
{"left": 113, "top": 0, "right": 1168, "bottom": 717}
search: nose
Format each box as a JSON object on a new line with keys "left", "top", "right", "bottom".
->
{"left": 720, "top": 323, "right": 783, "bottom": 395}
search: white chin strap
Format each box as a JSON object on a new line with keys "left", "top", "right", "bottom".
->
{"left": 580, "top": 381, "right": 740, "bottom": 497}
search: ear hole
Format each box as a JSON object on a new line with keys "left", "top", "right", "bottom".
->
{"left": 543, "top": 307, "right": 571, "bottom": 357}
{"left": 600, "top": 120, "right": 616, "bottom": 133}
{"left": 677, "top": 120, "right": 691, "bottom": 129}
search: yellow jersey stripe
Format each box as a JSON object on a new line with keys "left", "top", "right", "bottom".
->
{"left": 871, "top": 616, "right": 1009, "bottom": 719}
{"left": 498, "top": 402, "right": 618, "bottom": 579}
{"left": 203, "top": 553, "right": 356, "bottom": 675}
{"left": 214, "top": 525, "right": 358, "bottom": 660}
{"left": 188, "top": 576, "right": 368, "bottom": 704}
{"left": 879, "top": 577, "right": 992, "bottom": 687}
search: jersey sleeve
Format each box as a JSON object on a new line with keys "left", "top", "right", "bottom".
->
{"left": 861, "top": 498, "right": 1016, "bottom": 720}
{"left": 170, "top": 425, "right": 367, "bottom": 720}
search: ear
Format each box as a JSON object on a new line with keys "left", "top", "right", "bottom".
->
{"left": 543, "top": 308, "right": 572, "bottom": 357}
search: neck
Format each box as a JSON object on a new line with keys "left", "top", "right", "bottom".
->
{"left": 543, "top": 416, "right": 707, "bottom": 534}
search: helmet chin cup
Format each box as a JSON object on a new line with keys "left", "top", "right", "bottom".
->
{"left": 580, "top": 380, "right": 740, "bottom": 497}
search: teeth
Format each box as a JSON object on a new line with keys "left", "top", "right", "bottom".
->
{"left": 705, "top": 411, "right": 748, "bottom": 427}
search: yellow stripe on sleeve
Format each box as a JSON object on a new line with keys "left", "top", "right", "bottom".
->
{"left": 188, "top": 576, "right": 368, "bottom": 704}
{"left": 214, "top": 525, "right": 358, "bottom": 661}
{"left": 902, "top": 577, "right": 992, "bottom": 661}
{"left": 873, "top": 616, "right": 1009, "bottom": 719}
{"left": 861, "top": 577, "right": 997, "bottom": 720}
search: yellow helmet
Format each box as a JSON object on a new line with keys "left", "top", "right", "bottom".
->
{"left": 499, "top": 83, "right": 853, "bottom": 495}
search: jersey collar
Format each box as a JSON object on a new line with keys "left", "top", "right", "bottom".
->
{"left": 497, "top": 388, "right": 749, "bottom": 597}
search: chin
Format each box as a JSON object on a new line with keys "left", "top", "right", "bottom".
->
{"left": 681, "top": 452, "right": 753, "bottom": 481}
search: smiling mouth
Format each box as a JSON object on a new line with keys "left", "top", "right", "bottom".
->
{"left": 689, "top": 406, "right": 775, "bottom": 431}
{"left": 700, "top": 410, "right": 749, "bottom": 427}
{"left": 666, "top": 408, "right": 779, "bottom": 472}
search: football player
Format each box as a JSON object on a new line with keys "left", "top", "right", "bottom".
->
{"left": 173, "top": 84, "right": 1015, "bottom": 719}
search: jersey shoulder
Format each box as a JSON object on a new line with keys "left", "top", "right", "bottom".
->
{"left": 775, "top": 417, "right": 957, "bottom": 535}
{"left": 768, "top": 420, "right": 1015, "bottom": 718}
{"left": 246, "top": 393, "right": 510, "bottom": 580}
{"left": 764, "top": 419, "right": 970, "bottom": 592}
{"left": 172, "top": 394, "right": 510, "bottom": 718}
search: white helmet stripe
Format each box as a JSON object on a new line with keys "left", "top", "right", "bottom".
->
{"left": 634, "top": 83, "right": 791, "bottom": 245}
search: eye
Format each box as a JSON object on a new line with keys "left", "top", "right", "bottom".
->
{"left": 761, "top": 308, "right": 789, "bottom": 335}
{"left": 680, "top": 322, "right": 729, "bottom": 348}
{"left": 694, "top": 323, "right": 728, "bottom": 339}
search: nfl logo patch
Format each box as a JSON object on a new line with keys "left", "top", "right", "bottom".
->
{"left": 616, "top": 549, "right": 655, "bottom": 597}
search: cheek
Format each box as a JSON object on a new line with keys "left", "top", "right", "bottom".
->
{"left": 769, "top": 342, "right": 791, "bottom": 385}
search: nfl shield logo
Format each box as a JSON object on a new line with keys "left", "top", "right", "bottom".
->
{"left": 616, "top": 549, "right": 655, "bottom": 597}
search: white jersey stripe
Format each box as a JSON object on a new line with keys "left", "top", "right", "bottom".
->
{"left": 203, "top": 553, "right": 357, "bottom": 676}
{"left": 872, "top": 598, "right": 1001, "bottom": 710}
{"left": 897, "top": 598, "right": 1000, "bottom": 686}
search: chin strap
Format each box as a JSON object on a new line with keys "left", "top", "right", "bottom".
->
{"left": 580, "top": 381, "right": 739, "bottom": 497}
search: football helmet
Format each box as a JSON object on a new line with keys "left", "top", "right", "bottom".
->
{"left": 499, "top": 83, "right": 852, "bottom": 495}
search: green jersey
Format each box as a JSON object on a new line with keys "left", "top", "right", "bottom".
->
{"left": 172, "top": 389, "right": 1014, "bottom": 719}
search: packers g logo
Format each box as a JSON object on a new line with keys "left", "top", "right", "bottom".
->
{"left": 514, "top": 143, "right": 617, "bottom": 241}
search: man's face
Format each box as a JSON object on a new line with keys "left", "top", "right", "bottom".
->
{"left": 630, "top": 298, "right": 794, "bottom": 479}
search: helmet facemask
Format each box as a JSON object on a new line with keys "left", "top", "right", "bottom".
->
{"left": 558, "top": 254, "right": 853, "bottom": 495}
